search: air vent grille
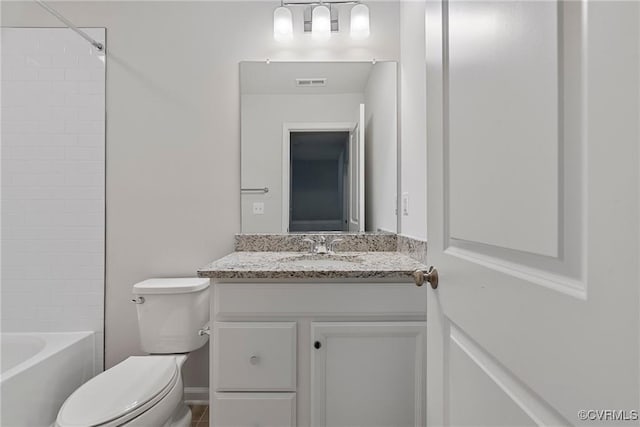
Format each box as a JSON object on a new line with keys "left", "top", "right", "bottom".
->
{"left": 296, "top": 78, "right": 327, "bottom": 87}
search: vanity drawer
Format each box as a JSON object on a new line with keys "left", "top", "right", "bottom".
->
{"left": 214, "top": 281, "right": 426, "bottom": 320}
{"left": 214, "top": 322, "right": 296, "bottom": 391}
{"left": 214, "top": 392, "right": 296, "bottom": 427}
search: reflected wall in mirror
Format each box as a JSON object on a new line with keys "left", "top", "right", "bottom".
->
{"left": 240, "top": 61, "right": 397, "bottom": 233}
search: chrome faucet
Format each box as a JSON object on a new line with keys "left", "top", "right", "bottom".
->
{"left": 301, "top": 236, "right": 343, "bottom": 255}
{"left": 315, "top": 236, "right": 328, "bottom": 254}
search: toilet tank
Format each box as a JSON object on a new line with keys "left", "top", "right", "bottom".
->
{"left": 132, "top": 278, "right": 210, "bottom": 354}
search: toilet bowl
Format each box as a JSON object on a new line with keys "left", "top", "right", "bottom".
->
{"left": 56, "top": 278, "right": 210, "bottom": 427}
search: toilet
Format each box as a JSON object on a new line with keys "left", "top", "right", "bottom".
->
{"left": 56, "top": 278, "right": 210, "bottom": 427}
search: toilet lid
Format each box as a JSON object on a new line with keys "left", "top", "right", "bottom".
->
{"left": 57, "top": 356, "right": 178, "bottom": 427}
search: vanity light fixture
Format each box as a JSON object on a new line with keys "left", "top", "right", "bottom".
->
{"left": 273, "top": 1, "right": 370, "bottom": 41}
{"left": 311, "top": 5, "right": 331, "bottom": 40}
{"left": 349, "top": 3, "right": 370, "bottom": 39}
{"left": 273, "top": 5, "right": 294, "bottom": 42}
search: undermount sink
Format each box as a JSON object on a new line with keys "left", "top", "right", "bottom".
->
{"left": 281, "top": 253, "right": 364, "bottom": 267}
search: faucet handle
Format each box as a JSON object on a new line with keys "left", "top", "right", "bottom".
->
{"left": 301, "top": 237, "right": 316, "bottom": 253}
{"left": 328, "top": 238, "right": 344, "bottom": 253}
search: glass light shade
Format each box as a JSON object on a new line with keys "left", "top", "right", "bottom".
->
{"left": 312, "top": 5, "right": 331, "bottom": 41}
{"left": 350, "top": 4, "right": 370, "bottom": 39}
{"left": 273, "top": 6, "right": 293, "bottom": 42}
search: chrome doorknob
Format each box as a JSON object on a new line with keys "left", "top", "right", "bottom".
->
{"left": 413, "top": 266, "right": 439, "bottom": 289}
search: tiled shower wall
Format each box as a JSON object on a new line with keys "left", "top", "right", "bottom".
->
{"left": 1, "top": 28, "right": 106, "bottom": 370}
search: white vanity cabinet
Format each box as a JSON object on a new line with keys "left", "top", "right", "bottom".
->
{"left": 209, "top": 280, "right": 427, "bottom": 427}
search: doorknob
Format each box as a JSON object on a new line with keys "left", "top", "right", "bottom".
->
{"left": 413, "top": 266, "right": 439, "bottom": 289}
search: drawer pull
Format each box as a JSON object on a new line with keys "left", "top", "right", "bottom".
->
{"left": 249, "top": 355, "right": 260, "bottom": 365}
{"left": 314, "top": 341, "right": 322, "bottom": 349}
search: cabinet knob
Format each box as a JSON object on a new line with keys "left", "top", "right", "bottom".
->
{"left": 249, "top": 355, "right": 259, "bottom": 365}
{"left": 413, "top": 266, "right": 439, "bottom": 289}
{"left": 314, "top": 341, "right": 322, "bottom": 349}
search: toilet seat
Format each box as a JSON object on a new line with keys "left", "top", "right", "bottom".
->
{"left": 56, "top": 356, "right": 179, "bottom": 427}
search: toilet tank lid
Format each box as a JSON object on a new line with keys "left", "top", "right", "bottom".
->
{"left": 133, "top": 277, "right": 209, "bottom": 294}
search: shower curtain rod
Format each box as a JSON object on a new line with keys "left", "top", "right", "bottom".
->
{"left": 34, "top": 0, "right": 104, "bottom": 51}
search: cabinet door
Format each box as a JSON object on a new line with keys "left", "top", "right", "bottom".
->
{"left": 311, "top": 322, "right": 426, "bottom": 427}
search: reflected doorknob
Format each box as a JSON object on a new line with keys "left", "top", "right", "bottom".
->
{"left": 413, "top": 266, "right": 439, "bottom": 289}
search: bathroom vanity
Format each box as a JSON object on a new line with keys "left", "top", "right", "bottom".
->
{"left": 198, "top": 234, "right": 428, "bottom": 427}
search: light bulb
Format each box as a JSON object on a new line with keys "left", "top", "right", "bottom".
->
{"left": 350, "top": 4, "right": 370, "bottom": 39}
{"left": 273, "top": 6, "right": 293, "bottom": 42}
{"left": 312, "top": 5, "right": 331, "bottom": 41}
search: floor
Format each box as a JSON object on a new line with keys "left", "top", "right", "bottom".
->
{"left": 189, "top": 405, "right": 209, "bottom": 427}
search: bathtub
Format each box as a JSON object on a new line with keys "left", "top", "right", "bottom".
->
{"left": 1, "top": 332, "right": 95, "bottom": 427}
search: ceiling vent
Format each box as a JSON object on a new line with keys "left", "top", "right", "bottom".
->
{"left": 296, "top": 78, "right": 327, "bottom": 87}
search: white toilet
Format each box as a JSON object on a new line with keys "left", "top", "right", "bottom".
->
{"left": 56, "top": 278, "right": 210, "bottom": 427}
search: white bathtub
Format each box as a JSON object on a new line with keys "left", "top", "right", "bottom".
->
{"left": 1, "top": 332, "right": 95, "bottom": 427}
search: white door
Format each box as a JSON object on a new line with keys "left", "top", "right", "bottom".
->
{"left": 425, "top": 1, "right": 639, "bottom": 426}
{"left": 349, "top": 104, "right": 365, "bottom": 232}
{"left": 311, "top": 322, "right": 426, "bottom": 427}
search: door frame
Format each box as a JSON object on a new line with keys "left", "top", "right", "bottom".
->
{"left": 281, "top": 122, "right": 355, "bottom": 232}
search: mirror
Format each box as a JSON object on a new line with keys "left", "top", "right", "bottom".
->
{"left": 240, "top": 61, "right": 397, "bottom": 233}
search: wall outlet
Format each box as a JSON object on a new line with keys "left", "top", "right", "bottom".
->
{"left": 402, "top": 193, "right": 409, "bottom": 216}
{"left": 252, "top": 202, "right": 265, "bottom": 215}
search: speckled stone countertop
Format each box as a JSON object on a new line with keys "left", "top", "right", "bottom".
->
{"left": 197, "top": 251, "right": 427, "bottom": 280}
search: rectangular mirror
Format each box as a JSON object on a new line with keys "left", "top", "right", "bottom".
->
{"left": 240, "top": 61, "right": 397, "bottom": 233}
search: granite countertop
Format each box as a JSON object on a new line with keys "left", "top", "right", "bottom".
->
{"left": 197, "top": 251, "right": 427, "bottom": 280}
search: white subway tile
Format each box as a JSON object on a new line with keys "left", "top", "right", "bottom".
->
{"left": 66, "top": 93, "right": 103, "bottom": 107}
{"left": 65, "top": 170, "right": 104, "bottom": 186}
{"left": 65, "top": 68, "right": 91, "bottom": 81}
{"left": 2, "top": 54, "right": 25, "bottom": 67}
{"left": 8, "top": 172, "right": 65, "bottom": 186}
{"left": 2, "top": 146, "right": 66, "bottom": 160}
{"left": 25, "top": 55, "right": 52, "bottom": 67}
{"left": 1, "top": 67, "right": 38, "bottom": 81}
{"left": 1, "top": 106, "right": 28, "bottom": 121}
{"left": 76, "top": 134, "right": 104, "bottom": 146}
{"left": 1, "top": 185, "right": 104, "bottom": 201}
{"left": 65, "top": 120, "right": 103, "bottom": 134}
{"left": 65, "top": 146, "right": 103, "bottom": 160}
{"left": 38, "top": 68, "right": 65, "bottom": 81}
{"left": 2, "top": 120, "right": 65, "bottom": 134}
{"left": 52, "top": 54, "right": 78, "bottom": 68}
{"left": 51, "top": 107, "right": 78, "bottom": 121}
{"left": 77, "top": 106, "right": 104, "bottom": 121}
{"left": 89, "top": 68, "right": 105, "bottom": 81}
{"left": 78, "top": 54, "right": 105, "bottom": 69}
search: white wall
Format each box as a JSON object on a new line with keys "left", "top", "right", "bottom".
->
{"left": 241, "top": 92, "right": 364, "bottom": 232}
{"left": 364, "top": 61, "right": 398, "bottom": 232}
{"left": 399, "top": 0, "right": 428, "bottom": 239}
{"left": 0, "top": 1, "right": 400, "bottom": 391}
{"left": 1, "top": 28, "right": 106, "bottom": 370}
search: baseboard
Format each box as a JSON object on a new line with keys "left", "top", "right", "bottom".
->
{"left": 185, "top": 387, "right": 209, "bottom": 405}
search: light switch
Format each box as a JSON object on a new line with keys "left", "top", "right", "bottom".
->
{"left": 252, "top": 202, "right": 265, "bottom": 215}
{"left": 402, "top": 193, "right": 409, "bottom": 216}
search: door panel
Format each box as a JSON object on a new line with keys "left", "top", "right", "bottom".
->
{"left": 426, "top": 1, "right": 640, "bottom": 426}
{"left": 449, "top": 337, "right": 536, "bottom": 427}
{"left": 448, "top": 0, "right": 559, "bottom": 257}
